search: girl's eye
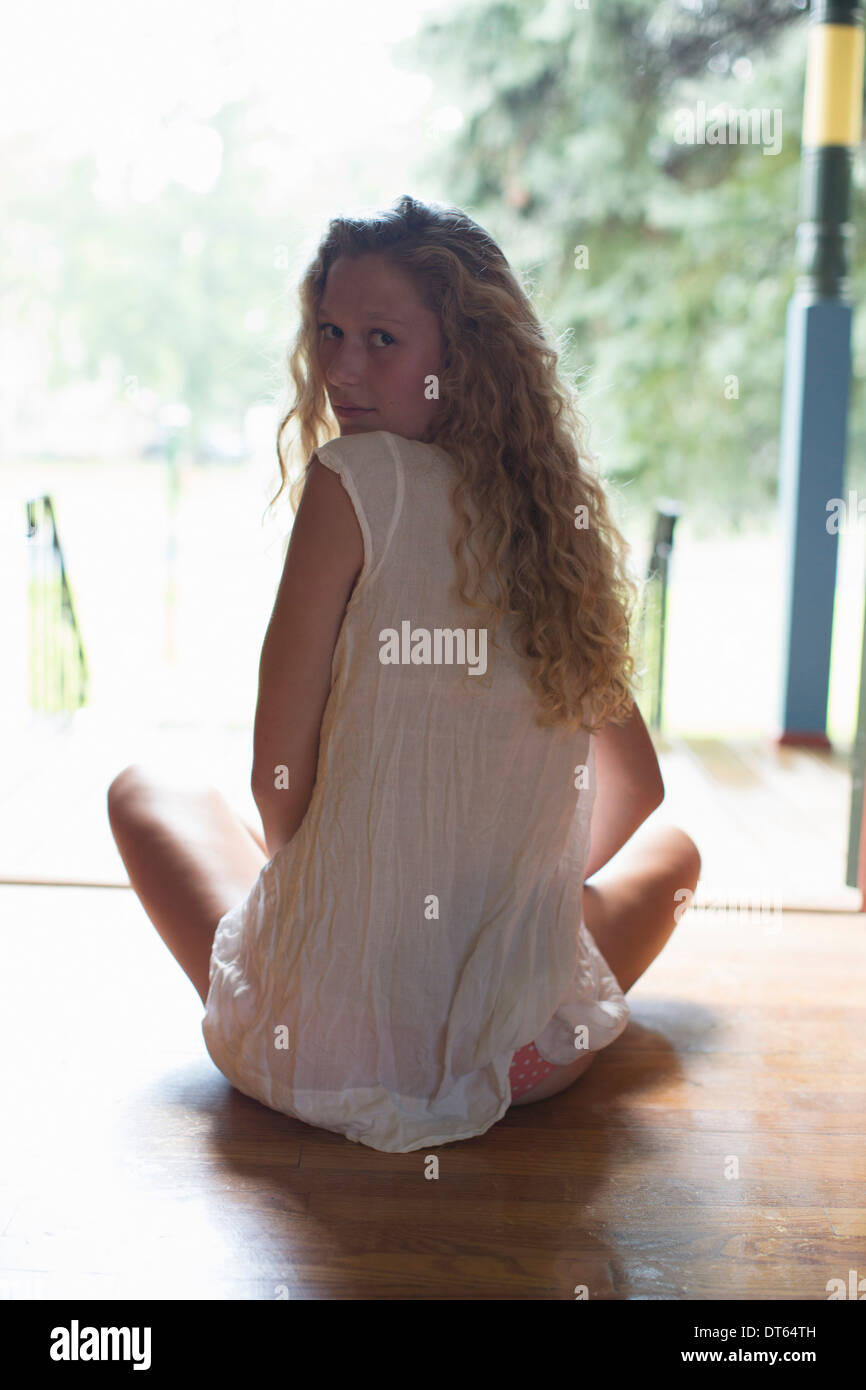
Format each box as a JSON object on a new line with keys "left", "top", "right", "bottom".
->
{"left": 317, "top": 323, "right": 395, "bottom": 347}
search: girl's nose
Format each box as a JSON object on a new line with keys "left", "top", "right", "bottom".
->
{"left": 326, "top": 340, "right": 364, "bottom": 383}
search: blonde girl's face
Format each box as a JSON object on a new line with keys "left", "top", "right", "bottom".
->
{"left": 316, "top": 252, "right": 444, "bottom": 440}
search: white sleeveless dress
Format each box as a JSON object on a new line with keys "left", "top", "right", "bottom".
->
{"left": 201, "top": 429, "right": 630, "bottom": 1152}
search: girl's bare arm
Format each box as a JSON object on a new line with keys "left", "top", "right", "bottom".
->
{"left": 583, "top": 700, "right": 665, "bottom": 881}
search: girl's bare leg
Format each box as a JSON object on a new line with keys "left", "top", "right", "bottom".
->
{"left": 107, "top": 763, "right": 269, "bottom": 1007}
{"left": 583, "top": 820, "right": 702, "bottom": 996}
{"left": 509, "top": 820, "right": 701, "bottom": 1106}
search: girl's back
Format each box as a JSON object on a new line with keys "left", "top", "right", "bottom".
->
{"left": 201, "top": 428, "right": 631, "bottom": 1153}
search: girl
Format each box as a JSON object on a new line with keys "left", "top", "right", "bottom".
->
{"left": 107, "top": 195, "right": 701, "bottom": 1153}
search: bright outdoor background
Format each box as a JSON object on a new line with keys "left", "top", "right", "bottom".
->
{"left": 2, "top": 0, "right": 865, "bottom": 747}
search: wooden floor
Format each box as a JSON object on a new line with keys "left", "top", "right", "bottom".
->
{"left": 1, "top": 717, "right": 864, "bottom": 1299}
{"left": 1, "top": 884, "right": 864, "bottom": 1300}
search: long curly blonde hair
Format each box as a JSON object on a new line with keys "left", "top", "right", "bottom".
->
{"left": 270, "top": 194, "right": 639, "bottom": 733}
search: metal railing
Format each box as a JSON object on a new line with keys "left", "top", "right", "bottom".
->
{"left": 635, "top": 500, "right": 681, "bottom": 733}
{"left": 25, "top": 495, "right": 88, "bottom": 715}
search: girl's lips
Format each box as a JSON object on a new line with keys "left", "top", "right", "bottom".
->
{"left": 334, "top": 403, "right": 373, "bottom": 413}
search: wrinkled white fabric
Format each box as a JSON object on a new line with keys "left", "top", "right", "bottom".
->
{"left": 201, "top": 429, "right": 630, "bottom": 1152}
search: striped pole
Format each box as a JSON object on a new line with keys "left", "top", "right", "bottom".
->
{"left": 777, "top": 0, "right": 864, "bottom": 748}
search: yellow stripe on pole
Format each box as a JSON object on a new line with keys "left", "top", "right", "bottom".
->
{"left": 802, "top": 23, "right": 865, "bottom": 147}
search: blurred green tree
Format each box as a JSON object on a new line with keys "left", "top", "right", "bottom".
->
{"left": 396, "top": 0, "right": 866, "bottom": 530}
{"left": 1, "top": 100, "right": 290, "bottom": 463}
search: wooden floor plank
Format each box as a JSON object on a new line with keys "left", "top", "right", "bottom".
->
{"left": 1, "top": 881, "right": 863, "bottom": 1300}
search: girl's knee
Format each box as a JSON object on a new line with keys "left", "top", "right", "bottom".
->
{"left": 665, "top": 826, "right": 701, "bottom": 881}
{"left": 107, "top": 763, "right": 184, "bottom": 838}
{"left": 107, "top": 764, "right": 148, "bottom": 825}
{"left": 649, "top": 822, "right": 701, "bottom": 885}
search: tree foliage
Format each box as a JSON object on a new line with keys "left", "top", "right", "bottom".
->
{"left": 395, "top": 0, "right": 866, "bottom": 529}
{"left": 4, "top": 0, "right": 866, "bottom": 532}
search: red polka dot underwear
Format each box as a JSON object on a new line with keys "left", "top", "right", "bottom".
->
{"left": 508, "top": 1040, "right": 562, "bottom": 1100}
